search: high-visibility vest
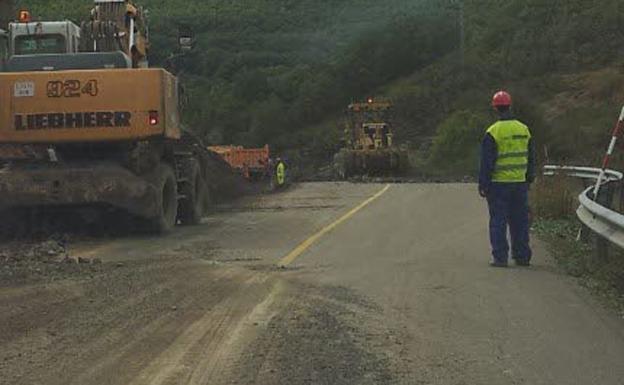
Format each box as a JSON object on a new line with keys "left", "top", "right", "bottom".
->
{"left": 486, "top": 120, "right": 531, "bottom": 183}
{"left": 276, "top": 162, "right": 286, "bottom": 186}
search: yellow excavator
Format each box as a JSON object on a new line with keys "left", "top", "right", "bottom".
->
{"left": 0, "top": 1, "right": 224, "bottom": 232}
{"left": 333, "top": 98, "right": 409, "bottom": 179}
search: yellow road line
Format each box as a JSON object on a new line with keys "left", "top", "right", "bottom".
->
{"left": 278, "top": 184, "right": 391, "bottom": 267}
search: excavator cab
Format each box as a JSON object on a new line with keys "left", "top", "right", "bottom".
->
{"left": 4, "top": 16, "right": 131, "bottom": 72}
{"left": 362, "top": 123, "right": 392, "bottom": 150}
{"left": 9, "top": 21, "right": 80, "bottom": 56}
{"left": 5, "top": 10, "right": 79, "bottom": 57}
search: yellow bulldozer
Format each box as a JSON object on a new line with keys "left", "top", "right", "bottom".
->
{"left": 0, "top": 1, "right": 227, "bottom": 233}
{"left": 333, "top": 98, "right": 409, "bottom": 179}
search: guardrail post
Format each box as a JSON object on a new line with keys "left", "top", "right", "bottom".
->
{"left": 543, "top": 165, "right": 624, "bottom": 266}
{"left": 594, "top": 183, "right": 615, "bottom": 263}
{"left": 578, "top": 179, "right": 592, "bottom": 243}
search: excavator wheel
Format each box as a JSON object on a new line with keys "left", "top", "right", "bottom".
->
{"left": 146, "top": 163, "right": 178, "bottom": 233}
{"left": 178, "top": 159, "right": 206, "bottom": 226}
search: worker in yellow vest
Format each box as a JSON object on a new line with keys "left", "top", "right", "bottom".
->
{"left": 479, "top": 91, "right": 535, "bottom": 268}
{"left": 275, "top": 157, "right": 286, "bottom": 188}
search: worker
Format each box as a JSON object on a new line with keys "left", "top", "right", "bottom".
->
{"left": 479, "top": 91, "right": 535, "bottom": 268}
{"left": 275, "top": 157, "right": 286, "bottom": 188}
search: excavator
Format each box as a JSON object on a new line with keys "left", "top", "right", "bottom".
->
{"left": 0, "top": 0, "right": 227, "bottom": 233}
{"left": 333, "top": 98, "right": 409, "bottom": 179}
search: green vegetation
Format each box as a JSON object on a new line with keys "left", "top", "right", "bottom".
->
{"left": 428, "top": 110, "right": 489, "bottom": 175}
{"left": 15, "top": 0, "right": 624, "bottom": 170}
{"left": 530, "top": 175, "right": 624, "bottom": 316}
{"left": 18, "top": 0, "right": 456, "bottom": 158}
{"left": 533, "top": 217, "right": 624, "bottom": 316}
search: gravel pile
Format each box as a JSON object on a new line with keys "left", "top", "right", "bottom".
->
{"left": 0, "top": 239, "right": 104, "bottom": 286}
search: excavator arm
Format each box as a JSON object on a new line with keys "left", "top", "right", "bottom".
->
{"left": 84, "top": 0, "right": 148, "bottom": 68}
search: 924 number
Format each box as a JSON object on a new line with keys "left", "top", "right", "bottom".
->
{"left": 47, "top": 80, "right": 99, "bottom": 98}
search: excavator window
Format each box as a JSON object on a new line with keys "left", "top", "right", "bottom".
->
{"left": 14, "top": 34, "right": 66, "bottom": 55}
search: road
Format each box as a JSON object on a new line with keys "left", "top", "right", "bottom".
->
{"left": 1, "top": 182, "right": 624, "bottom": 385}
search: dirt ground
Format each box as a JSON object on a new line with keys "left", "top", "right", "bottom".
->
{"left": 0, "top": 183, "right": 405, "bottom": 385}
{"left": 1, "top": 182, "right": 624, "bottom": 385}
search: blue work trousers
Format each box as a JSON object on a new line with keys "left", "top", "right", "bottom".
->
{"left": 486, "top": 183, "right": 532, "bottom": 263}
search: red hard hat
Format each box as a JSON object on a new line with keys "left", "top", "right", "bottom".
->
{"left": 492, "top": 91, "right": 512, "bottom": 107}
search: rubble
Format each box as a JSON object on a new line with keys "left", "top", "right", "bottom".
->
{"left": 0, "top": 239, "right": 105, "bottom": 286}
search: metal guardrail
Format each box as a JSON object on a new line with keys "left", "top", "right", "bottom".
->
{"left": 542, "top": 165, "right": 623, "bottom": 182}
{"left": 543, "top": 165, "right": 624, "bottom": 248}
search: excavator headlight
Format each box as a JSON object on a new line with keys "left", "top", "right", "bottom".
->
{"left": 148, "top": 110, "right": 159, "bottom": 126}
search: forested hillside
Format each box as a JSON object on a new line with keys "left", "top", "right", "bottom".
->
{"left": 17, "top": 0, "right": 624, "bottom": 174}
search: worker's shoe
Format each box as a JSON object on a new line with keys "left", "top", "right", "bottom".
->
{"left": 489, "top": 261, "right": 508, "bottom": 268}
{"left": 514, "top": 259, "right": 531, "bottom": 267}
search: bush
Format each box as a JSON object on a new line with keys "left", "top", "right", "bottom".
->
{"left": 428, "top": 110, "right": 491, "bottom": 174}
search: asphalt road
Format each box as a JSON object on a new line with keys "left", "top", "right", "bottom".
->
{"left": 284, "top": 183, "right": 624, "bottom": 384}
{"left": 1, "top": 182, "right": 624, "bottom": 385}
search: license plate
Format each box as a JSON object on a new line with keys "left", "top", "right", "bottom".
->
{"left": 14, "top": 81, "right": 35, "bottom": 97}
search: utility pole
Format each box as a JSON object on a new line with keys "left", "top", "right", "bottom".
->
{"left": 211, "top": 4, "right": 218, "bottom": 28}
{"left": 446, "top": 0, "right": 465, "bottom": 71}
{"left": 458, "top": 0, "right": 465, "bottom": 69}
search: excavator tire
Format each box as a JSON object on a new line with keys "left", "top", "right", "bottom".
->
{"left": 146, "top": 163, "right": 178, "bottom": 233}
{"left": 178, "top": 159, "right": 206, "bottom": 226}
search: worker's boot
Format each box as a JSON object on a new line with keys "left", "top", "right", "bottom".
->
{"left": 489, "top": 261, "right": 508, "bottom": 268}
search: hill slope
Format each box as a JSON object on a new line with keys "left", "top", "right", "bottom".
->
{"left": 17, "top": 0, "right": 624, "bottom": 173}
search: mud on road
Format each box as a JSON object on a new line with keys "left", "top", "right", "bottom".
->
{"left": 0, "top": 183, "right": 407, "bottom": 385}
{"left": 3, "top": 182, "right": 624, "bottom": 385}
{"left": 0, "top": 253, "right": 405, "bottom": 385}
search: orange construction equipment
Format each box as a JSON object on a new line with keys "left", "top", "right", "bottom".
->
{"left": 0, "top": 2, "right": 229, "bottom": 233}
{"left": 208, "top": 145, "right": 270, "bottom": 180}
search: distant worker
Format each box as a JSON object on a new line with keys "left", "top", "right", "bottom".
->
{"left": 275, "top": 157, "right": 287, "bottom": 188}
{"left": 479, "top": 91, "right": 535, "bottom": 268}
